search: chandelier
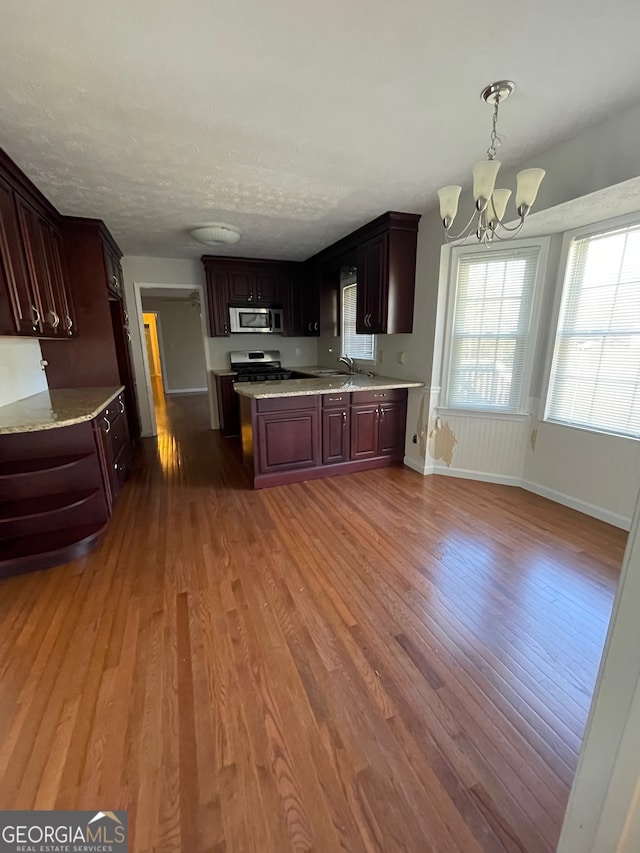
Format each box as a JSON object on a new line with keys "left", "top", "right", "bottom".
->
{"left": 438, "top": 81, "right": 545, "bottom": 246}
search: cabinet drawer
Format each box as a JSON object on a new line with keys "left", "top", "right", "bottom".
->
{"left": 351, "top": 388, "right": 407, "bottom": 404}
{"left": 322, "top": 392, "right": 350, "bottom": 407}
{"left": 257, "top": 395, "right": 319, "bottom": 413}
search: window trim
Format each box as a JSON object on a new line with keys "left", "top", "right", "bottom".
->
{"left": 340, "top": 278, "right": 376, "bottom": 363}
{"left": 441, "top": 236, "right": 550, "bottom": 416}
{"left": 541, "top": 211, "right": 640, "bottom": 439}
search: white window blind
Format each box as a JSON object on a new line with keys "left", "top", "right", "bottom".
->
{"left": 545, "top": 224, "right": 640, "bottom": 438}
{"left": 342, "top": 283, "right": 375, "bottom": 361}
{"left": 446, "top": 246, "right": 540, "bottom": 412}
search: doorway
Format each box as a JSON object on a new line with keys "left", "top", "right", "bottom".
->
{"left": 142, "top": 311, "right": 164, "bottom": 403}
{"left": 131, "top": 283, "right": 210, "bottom": 437}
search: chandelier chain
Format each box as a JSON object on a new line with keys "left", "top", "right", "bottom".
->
{"left": 486, "top": 97, "right": 502, "bottom": 160}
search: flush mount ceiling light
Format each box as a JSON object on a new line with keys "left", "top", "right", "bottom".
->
{"left": 438, "top": 81, "right": 545, "bottom": 246}
{"left": 190, "top": 223, "right": 241, "bottom": 245}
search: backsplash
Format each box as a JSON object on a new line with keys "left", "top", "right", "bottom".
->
{"left": 0, "top": 338, "right": 47, "bottom": 407}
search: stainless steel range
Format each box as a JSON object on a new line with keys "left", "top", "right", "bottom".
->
{"left": 229, "top": 350, "right": 308, "bottom": 382}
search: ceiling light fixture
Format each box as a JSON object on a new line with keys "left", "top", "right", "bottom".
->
{"left": 190, "top": 223, "right": 241, "bottom": 246}
{"left": 438, "top": 81, "right": 545, "bottom": 246}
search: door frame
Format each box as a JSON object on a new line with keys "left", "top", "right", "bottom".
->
{"left": 130, "top": 281, "right": 209, "bottom": 436}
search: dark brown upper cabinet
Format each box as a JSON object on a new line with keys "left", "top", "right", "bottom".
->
{"left": 202, "top": 256, "right": 288, "bottom": 338}
{"left": 334, "top": 212, "right": 421, "bottom": 336}
{"left": 0, "top": 152, "right": 75, "bottom": 339}
{"left": 0, "top": 174, "right": 42, "bottom": 335}
{"left": 201, "top": 211, "right": 420, "bottom": 340}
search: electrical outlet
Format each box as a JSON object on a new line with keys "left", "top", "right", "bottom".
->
{"left": 295, "top": 348, "right": 301, "bottom": 356}
{"left": 412, "top": 434, "right": 418, "bottom": 444}
{"left": 397, "top": 351, "right": 406, "bottom": 365}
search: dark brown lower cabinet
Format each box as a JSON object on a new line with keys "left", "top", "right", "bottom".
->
{"left": 216, "top": 374, "right": 240, "bottom": 438}
{"left": 0, "top": 391, "right": 132, "bottom": 578}
{"left": 94, "top": 391, "right": 132, "bottom": 511}
{"left": 256, "top": 397, "right": 321, "bottom": 474}
{"left": 350, "top": 389, "right": 407, "bottom": 461}
{"left": 241, "top": 388, "right": 408, "bottom": 488}
{"left": 322, "top": 404, "right": 350, "bottom": 464}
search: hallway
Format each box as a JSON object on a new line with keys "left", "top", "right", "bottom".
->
{"left": 0, "top": 395, "right": 626, "bottom": 852}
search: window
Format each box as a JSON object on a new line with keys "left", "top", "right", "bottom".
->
{"left": 444, "top": 244, "right": 543, "bottom": 413}
{"left": 545, "top": 222, "right": 640, "bottom": 438}
{"left": 342, "top": 282, "right": 375, "bottom": 361}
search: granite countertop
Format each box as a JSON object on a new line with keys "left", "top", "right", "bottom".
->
{"left": 0, "top": 386, "right": 125, "bottom": 434}
{"left": 234, "top": 373, "right": 423, "bottom": 399}
{"left": 210, "top": 368, "right": 237, "bottom": 377}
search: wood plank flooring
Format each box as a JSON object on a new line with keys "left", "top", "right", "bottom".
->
{"left": 0, "top": 393, "right": 627, "bottom": 852}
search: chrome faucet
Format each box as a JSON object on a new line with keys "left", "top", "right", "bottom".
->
{"left": 337, "top": 355, "right": 357, "bottom": 374}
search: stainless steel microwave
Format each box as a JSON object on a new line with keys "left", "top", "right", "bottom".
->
{"left": 229, "top": 306, "right": 284, "bottom": 334}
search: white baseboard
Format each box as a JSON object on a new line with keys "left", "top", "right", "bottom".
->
{"left": 521, "top": 479, "right": 631, "bottom": 531}
{"left": 164, "top": 387, "right": 208, "bottom": 395}
{"left": 432, "top": 465, "right": 523, "bottom": 488}
{"left": 403, "top": 456, "right": 429, "bottom": 475}
{"left": 410, "top": 464, "right": 631, "bottom": 530}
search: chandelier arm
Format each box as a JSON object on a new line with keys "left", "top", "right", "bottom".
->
{"left": 491, "top": 220, "right": 527, "bottom": 241}
{"left": 444, "top": 207, "right": 480, "bottom": 242}
{"left": 493, "top": 216, "right": 527, "bottom": 234}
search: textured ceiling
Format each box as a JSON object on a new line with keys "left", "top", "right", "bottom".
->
{"left": 1, "top": 0, "right": 640, "bottom": 260}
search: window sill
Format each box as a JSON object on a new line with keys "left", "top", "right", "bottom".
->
{"left": 436, "top": 407, "right": 532, "bottom": 422}
{"left": 542, "top": 418, "right": 639, "bottom": 441}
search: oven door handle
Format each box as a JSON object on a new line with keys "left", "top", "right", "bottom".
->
{"left": 268, "top": 309, "right": 273, "bottom": 331}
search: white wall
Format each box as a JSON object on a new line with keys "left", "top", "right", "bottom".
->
{"left": 121, "top": 255, "right": 318, "bottom": 435}
{"left": 0, "top": 338, "right": 47, "bottom": 407}
{"left": 141, "top": 297, "right": 207, "bottom": 392}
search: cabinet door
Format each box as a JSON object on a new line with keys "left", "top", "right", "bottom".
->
{"left": 357, "top": 234, "right": 388, "bottom": 334}
{"left": 43, "top": 225, "right": 75, "bottom": 336}
{"left": 227, "top": 268, "right": 254, "bottom": 303}
{"left": 103, "top": 246, "right": 124, "bottom": 298}
{"left": 350, "top": 404, "right": 379, "bottom": 460}
{"left": 216, "top": 374, "right": 240, "bottom": 437}
{"left": 0, "top": 176, "right": 40, "bottom": 334}
{"left": 322, "top": 407, "right": 349, "bottom": 464}
{"left": 257, "top": 408, "right": 320, "bottom": 473}
{"left": 301, "top": 265, "right": 320, "bottom": 336}
{"left": 15, "top": 197, "right": 58, "bottom": 335}
{"left": 205, "top": 267, "right": 230, "bottom": 336}
{"left": 378, "top": 401, "right": 406, "bottom": 457}
{"left": 254, "top": 269, "right": 279, "bottom": 304}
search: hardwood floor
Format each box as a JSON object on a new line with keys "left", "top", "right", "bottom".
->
{"left": 0, "top": 394, "right": 626, "bottom": 852}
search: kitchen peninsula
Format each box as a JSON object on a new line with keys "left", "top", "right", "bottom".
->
{"left": 236, "top": 374, "right": 422, "bottom": 488}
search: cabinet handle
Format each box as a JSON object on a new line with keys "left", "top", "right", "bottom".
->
{"left": 126, "top": 330, "right": 132, "bottom": 342}
{"left": 379, "top": 406, "right": 385, "bottom": 420}
{"left": 308, "top": 322, "right": 313, "bottom": 332}
{"left": 31, "top": 305, "right": 40, "bottom": 329}
{"left": 342, "top": 411, "right": 347, "bottom": 425}
{"left": 124, "top": 310, "right": 129, "bottom": 325}
{"left": 50, "top": 310, "right": 60, "bottom": 328}
{"left": 373, "top": 392, "right": 387, "bottom": 398}
{"left": 103, "top": 416, "right": 111, "bottom": 433}
{"left": 119, "top": 398, "right": 125, "bottom": 413}
{"left": 314, "top": 321, "right": 319, "bottom": 331}
{"left": 65, "top": 314, "right": 73, "bottom": 331}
